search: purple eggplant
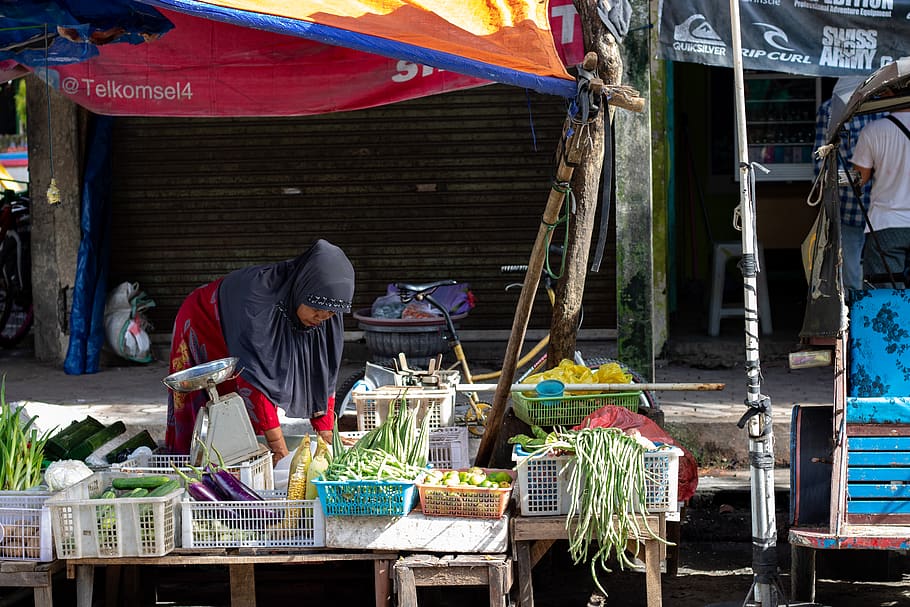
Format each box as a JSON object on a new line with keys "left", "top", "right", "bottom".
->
{"left": 174, "top": 465, "right": 243, "bottom": 524}
{"left": 204, "top": 464, "right": 279, "bottom": 520}
{"left": 172, "top": 465, "right": 223, "bottom": 502}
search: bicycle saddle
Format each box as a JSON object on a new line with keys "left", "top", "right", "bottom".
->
{"left": 395, "top": 279, "right": 458, "bottom": 302}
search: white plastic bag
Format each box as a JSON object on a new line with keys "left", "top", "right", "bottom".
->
{"left": 103, "top": 281, "right": 156, "bottom": 363}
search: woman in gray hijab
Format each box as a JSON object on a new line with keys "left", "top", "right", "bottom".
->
{"left": 165, "top": 240, "right": 355, "bottom": 463}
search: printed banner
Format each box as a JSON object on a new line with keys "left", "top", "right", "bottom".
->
{"left": 43, "top": 1, "right": 585, "bottom": 117}
{"left": 659, "top": 0, "right": 910, "bottom": 77}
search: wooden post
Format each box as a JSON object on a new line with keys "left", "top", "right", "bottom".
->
{"left": 474, "top": 53, "right": 601, "bottom": 466}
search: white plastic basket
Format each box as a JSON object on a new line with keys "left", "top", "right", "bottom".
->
{"left": 426, "top": 426, "right": 470, "bottom": 470}
{"left": 181, "top": 490, "right": 325, "bottom": 549}
{"left": 512, "top": 445, "right": 681, "bottom": 516}
{"left": 113, "top": 450, "right": 273, "bottom": 490}
{"left": 46, "top": 472, "right": 182, "bottom": 559}
{"left": 352, "top": 386, "right": 455, "bottom": 432}
{"left": 340, "top": 425, "right": 469, "bottom": 470}
{"left": 0, "top": 491, "right": 54, "bottom": 561}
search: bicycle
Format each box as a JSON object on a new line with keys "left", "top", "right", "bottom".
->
{"left": 335, "top": 258, "right": 657, "bottom": 435}
{"left": 0, "top": 189, "right": 33, "bottom": 348}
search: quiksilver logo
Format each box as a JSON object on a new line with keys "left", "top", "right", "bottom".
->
{"left": 673, "top": 14, "right": 727, "bottom": 56}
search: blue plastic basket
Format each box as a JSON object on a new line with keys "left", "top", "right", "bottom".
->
{"left": 311, "top": 478, "right": 419, "bottom": 517}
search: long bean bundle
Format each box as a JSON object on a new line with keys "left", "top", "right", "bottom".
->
{"left": 518, "top": 426, "right": 665, "bottom": 596}
{"left": 0, "top": 379, "right": 52, "bottom": 491}
{"left": 326, "top": 392, "right": 431, "bottom": 481}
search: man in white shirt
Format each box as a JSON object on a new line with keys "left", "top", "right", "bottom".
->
{"left": 852, "top": 106, "right": 910, "bottom": 286}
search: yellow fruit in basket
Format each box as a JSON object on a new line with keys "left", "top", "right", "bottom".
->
{"left": 498, "top": 481, "right": 512, "bottom": 488}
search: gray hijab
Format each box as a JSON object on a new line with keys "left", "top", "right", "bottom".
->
{"left": 218, "top": 240, "right": 354, "bottom": 419}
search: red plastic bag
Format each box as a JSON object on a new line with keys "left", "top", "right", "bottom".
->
{"left": 573, "top": 406, "right": 699, "bottom": 502}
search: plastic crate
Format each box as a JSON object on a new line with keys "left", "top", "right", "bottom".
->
{"left": 46, "top": 472, "right": 182, "bottom": 559}
{"left": 512, "top": 445, "right": 681, "bottom": 516}
{"left": 341, "top": 426, "right": 470, "bottom": 470}
{"left": 113, "top": 449, "right": 274, "bottom": 490}
{"left": 416, "top": 469, "right": 515, "bottom": 519}
{"left": 353, "top": 386, "right": 455, "bottom": 432}
{"left": 0, "top": 491, "right": 54, "bottom": 561}
{"left": 181, "top": 490, "right": 325, "bottom": 549}
{"left": 510, "top": 390, "right": 640, "bottom": 427}
{"left": 312, "top": 478, "right": 418, "bottom": 517}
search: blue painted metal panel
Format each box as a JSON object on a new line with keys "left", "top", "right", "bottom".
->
{"left": 848, "top": 451, "right": 910, "bottom": 466}
{"left": 846, "top": 500, "right": 910, "bottom": 514}
{"left": 849, "top": 289, "right": 910, "bottom": 397}
{"left": 847, "top": 468, "right": 910, "bottom": 482}
{"left": 848, "top": 484, "right": 910, "bottom": 499}
{"left": 846, "top": 397, "right": 910, "bottom": 424}
{"left": 848, "top": 436, "right": 910, "bottom": 450}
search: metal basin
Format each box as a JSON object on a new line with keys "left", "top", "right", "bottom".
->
{"left": 162, "top": 357, "right": 239, "bottom": 392}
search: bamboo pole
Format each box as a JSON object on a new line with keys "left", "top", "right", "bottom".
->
{"left": 475, "top": 52, "right": 647, "bottom": 466}
{"left": 459, "top": 382, "right": 724, "bottom": 392}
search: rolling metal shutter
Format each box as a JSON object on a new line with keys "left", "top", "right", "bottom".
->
{"left": 108, "top": 84, "right": 616, "bottom": 338}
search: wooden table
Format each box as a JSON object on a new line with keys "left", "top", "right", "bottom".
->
{"left": 0, "top": 559, "right": 63, "bottom": 607}
{"left": 511, "top": 514, "right": 667, "bottom": 607}
{"left": 66, "top": 549, "right": 398, "bottom": 607}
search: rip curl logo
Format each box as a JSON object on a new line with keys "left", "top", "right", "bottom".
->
{"left": 755, "top": 23, "right": 795, "bottom": 51}
{"left": 741, "top": 22, "right": 812, "bottom": 65}
{"left": 672, "top": 14, "right": 726, "bottom": 56}
{"left": 819, "top": 26, "right": 878, "bottom": 69}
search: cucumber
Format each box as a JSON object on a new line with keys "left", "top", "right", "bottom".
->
{"left": 120, "top": 488, "right": 149, "bottom": 498}
{"left": 111, "top": 475, "right": 172, "bottom": 490}
{"left": 147, "top": 479, "right": 181, "bottom": 497}
{"left": 94, "top": 487, "right": 117, "bottom": 500}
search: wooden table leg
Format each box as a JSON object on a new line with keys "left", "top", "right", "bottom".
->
{"left": 643, "top": 538, "right": 662, "bottom": 607}
{"left": 514, "top": 541, "right": 534, "bottom": 607}
{"left": 229, "top": 563, "right": 256, "bottom": 607}
{"left": 790, "top": 544, "right": 816, "bottom": 603}
{"left": 488, "top": 559, "right": 508, "bottom": 607}
{"left": 375, "top": 558, "right": 392, "bottom": 607}
{"left": 75, "top": 565, "right": 94, "bottom": 607}
{"left": 33, "top": 584, "right": 53, "bottom": 607}
{"left": 395, "top": 562, "right": 418, "bottom": 607}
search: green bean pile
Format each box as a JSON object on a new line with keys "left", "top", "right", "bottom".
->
{"left": 520, "top": 426, "right": 665, "bottom": 596}
{"left": 0, "top": 379, "right": 52, "bottom": 491}
{"left": 326, "top": 394, "right": 431, "bottom": 481}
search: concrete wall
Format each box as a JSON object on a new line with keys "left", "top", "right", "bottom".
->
{"left": 25, "top": 74, "right": 85, "bottom": 363}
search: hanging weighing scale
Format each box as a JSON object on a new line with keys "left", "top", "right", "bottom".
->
{"left": 162, "top": 357, "right": 265, "bottom": 467}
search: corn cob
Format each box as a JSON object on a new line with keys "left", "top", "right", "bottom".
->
{"left": 285, "top": 435, "right": 312, "bottom": 527}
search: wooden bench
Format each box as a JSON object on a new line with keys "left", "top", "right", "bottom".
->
{"left": 394, "top": 554, "right": 512, "bottom": 607}
{"left": 0, "top": 559, "right": 63, "bottom": 607}
{"left": 66, "top": 549, "right": 397, "bottom": 607}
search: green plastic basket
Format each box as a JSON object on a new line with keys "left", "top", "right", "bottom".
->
{"left": 510, "top": 390, "right": 640, "bottom": 427}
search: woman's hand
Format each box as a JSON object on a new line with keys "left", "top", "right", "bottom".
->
{"left": 316, "top": 429, "right": 334, "bottom": 446}
{"left": 263, "top": 427, "right": 290, "bottom": 466}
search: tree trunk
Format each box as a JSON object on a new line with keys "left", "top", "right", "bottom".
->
{"left": 548, "top": 3, "right": 623, "bottom": 364}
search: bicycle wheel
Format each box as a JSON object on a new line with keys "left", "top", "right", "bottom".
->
{"left": 0, "top": 244, "right": 32, "bottom": 348}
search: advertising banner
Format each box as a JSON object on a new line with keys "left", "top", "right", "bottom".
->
{"left": 659, "top": 0, "right": 910, "bottom": 77}
{"left": 43, "top": 0, "right": 585, "bottom": 117}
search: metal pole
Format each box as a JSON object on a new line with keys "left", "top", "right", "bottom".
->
{"left": 728, "top": 1, "right": 782, "bottom": 605}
